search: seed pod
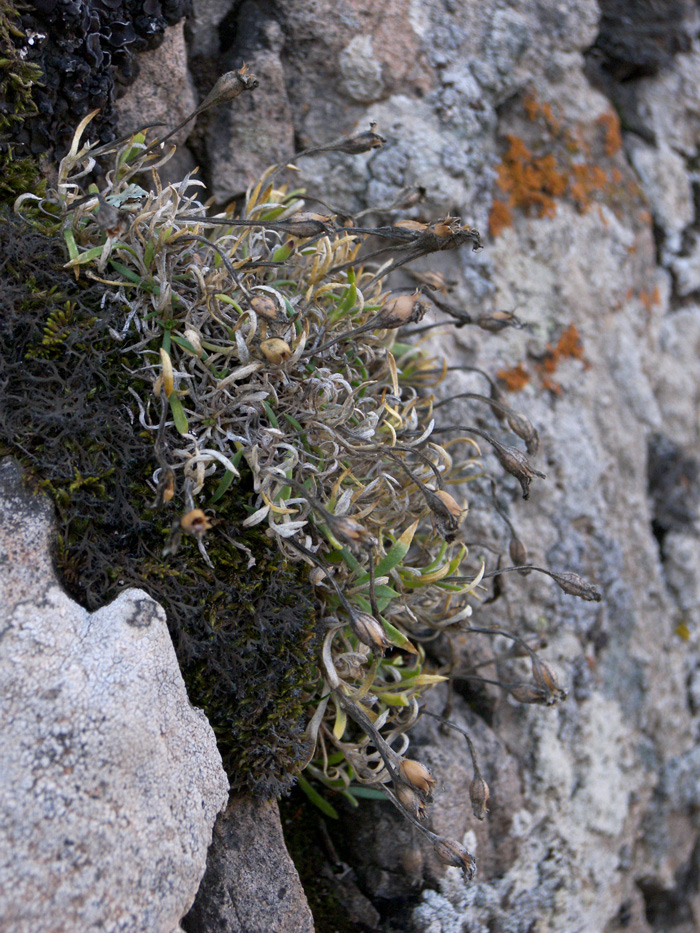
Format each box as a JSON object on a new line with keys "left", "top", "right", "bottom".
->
{"left": 309, "top": 566, "right": 327, "bottom": 585}
{"left": 199, "top": 65, "right": 259, "bottom": 111}
{"left": 333, "top": 121, "right": 386, "bottom": 154}
{"left": 531, "top": 655, "right": 567, "bottom": 701}
{"left": 469, "top": 774, "right": 490, "bottom": 820}
{"left": 395, "top": 783, "right": 427, "bottom": 820}
{"left": 379, "top": 292, "right": 428, "bottom": 328}
{"left": 327, "top": 514, "right": 376, "bottom": 550}
{"left": 393, "top": 219, "right": 428, "bottom": 232}
{"left": 281, "top": 212, "right": 331, "bottom": 238}
{"left": 433, "top": 837, "right": 476, "bottom": 880}
{"left": 250, "top": 295, "right": 281, "bottom": 322}
{"left": 489, "top": 439, "right": 545, "bottom": 499}
{"left": 424, "top": 488, "right": 462, "bottom": 540}
{"left": 476, "top": 310, "right": 521, "bottom": 333}
{"left": 161, "top": 468, "right": 176, "bottom": 504}
{"left": 508, "top": 682, "right": 552, "bottom": 705}
{"left": 400, "top": 759, "right": 437, "bottom": 796}
{"left": 433, "top": 489, "right": 465, "bottom": 520}
{"left": 504, "top": 410, "right": 539, "bottom": 455}
{"left": 260, "top": 337, "right": 291, "bottom": 364}
{"left": 549, "top": 570, "right": 602, "bottom": 602}
{"left": 180, "top": 508, "right": 213, "bottom": 536}
{"left": 349, "top": 611, "right": 393, "bottom": 654}
{"left": 509, "top": 537, "right": 531, "bottom": 575}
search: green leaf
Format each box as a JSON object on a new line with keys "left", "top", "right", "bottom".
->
{"left": 272, "top": 242, "right": 293, "bottom": 262}
{"left": 377, "top": 692, "right": 410, "bottom": 707}
{"left": 297, "top": 774, "right": 339, "bottom": 819}
{"left": 345, "top": 786, "right": 387, "bottom": 800}
{"left": 353, "top": 520, "right": 418, "bottom": 583}
{"left": 207, "top": 467, "right": 238, "bottom": 505}
{"left": 65, "top": 244, "right": 105, "bottom": 268}
{"left": 262, "top": 400, "right": 279, "bottom": 429}
{"left": 336, "top": 281, "right": 357, "bottom": 314}
{"left": 62, "top": 228, "right": 79, "bottom": 262}
{"left": 168, "top": 394, "right": 189, "bottom": 434}
{"left": 109, "top": 259, "right": 143, "bottom": 284}
{"left": 171, "top": 333, "right": 208, "bottom": 358}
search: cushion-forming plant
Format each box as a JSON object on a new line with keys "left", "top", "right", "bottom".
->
{"left": 14, "top": 71, "right": 601, "bottom": 877}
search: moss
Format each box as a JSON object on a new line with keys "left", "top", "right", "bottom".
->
{"left": 0, "top": 214, "right": 320, "bottom": 797}
{"left": 0, "top": 2, "right": 43, "bottom": 136}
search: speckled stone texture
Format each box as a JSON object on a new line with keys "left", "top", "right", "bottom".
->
{"left": 0, "top": 459, "right": 229, "bottom": 933}
{"left": 109, "top": 1, "right": 700, "bottom": 930}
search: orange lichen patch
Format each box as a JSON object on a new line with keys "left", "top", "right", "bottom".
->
{"left": 596, "top": 111, "right": 622, "bottom": 157}
{"left": 496, "top": 135, "right": 567, "bottom": 220}
{"left": 541, "top": 375, "right": 562, "bottom": 396}
{"left": 569, "top": 163, "right": 611, "bottom": 213}
{"left": 524, "top": 94, "right": 539, "bottom": 122}
{"left": 497, "top": 363, "right": 530, "bottom": 392}
{"left": 639, "top": 285, "right": 662, "bottom": 310}
{"left": 540, "top": 324, "right": 586, "bottom": 376}
{"left": 523, "top": 93, "right": 560, "bottom": 132}
{"left": 489, "top": 199, "right": 514, "bottom": 237}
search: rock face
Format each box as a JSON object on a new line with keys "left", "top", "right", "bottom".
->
{"left": 183, "top": 796, "right": 315, "bottom": 933}
{"left": 101, "top": 1, "right": 700, "bottom": 930}
{"left": 0, "top": 459, "right": 229, "bottom": 933}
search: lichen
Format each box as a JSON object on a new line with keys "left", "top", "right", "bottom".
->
{"left": 489, "top": 92, "right": 641, "bottom": 236}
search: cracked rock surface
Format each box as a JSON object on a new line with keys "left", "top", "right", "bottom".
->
{"left": 0, "top": 459, "right": 229, "bottom": 933}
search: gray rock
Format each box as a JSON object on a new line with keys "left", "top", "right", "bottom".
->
{"left": 183, "top": 796, "right": 315, "bottom": 933}
{"left": 117, "top": 22, "right": 198, "bottom": 186}
{"left": 0, "top": 459, "right": 229, "bottom": 933}
{"left": 206, "top": 12, "right": 295, "bottom": 202}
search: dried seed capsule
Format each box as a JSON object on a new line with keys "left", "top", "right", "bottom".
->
{"left": 508, "top": 682, "right": 552, "bottom": 705}
{"left": 433, "top": 489, "right": 465, "bottom": 520}
{"left": 326, "top": 514, "right": 376, "bottom": 550}
{"left": 379, "top": 292, "right": 428, "bottom": 328}
{"left": 509, "top": 537, "right": 531, "bottom": 575}
{"left": 489, "top": 439, "right": 545, "bottom": 499}
{"left": 433, "top": 837, "right": 476, "bottom": 880}
{"left": 400, "top": 759, "right": 437, "bottom": 796}
{"left": 348, "top": 611, "right": 393, "bottom": 654}
{"left": 180, "top": 509, "right": 213, "bottom": 536}
{"left": 531, "top": 655, "right": 567, "bottom": 701}
{"left": 549, "top": 570, "right": 602, "bottom": 602}
{"left": 250, "top": 295, "right": 281, "bottom": 322}
{"left": 333, "top": 121, "right": 386, "bottom": 154}
{"left": 281, "top": 212, "right": 331, "bottom": 238}
{"left": 505, "top": 410, "right": 539, "bottom": 455}
{"left": 161, "top": 468, "right": 176, "bottom": 504}
{"left": 469, "top": 774, "right": 490, "bottom": 820}
{"left": 199, "top": 65, "right": 259, "bottom": 111}
{"left": 260, "top": 337, "right": 291, "bottom": 364}
{"left": 395, "top": 783, "right": 427, "bottom": 820}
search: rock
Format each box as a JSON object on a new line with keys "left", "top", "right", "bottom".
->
{"left": 625, "top": 135, "right": 694, "bottom": 248}
{"left": 183, "top": 796, "right": 315, "bottom": 933}
{"left": 0, "top": 459, "right": 229, "bottom": 933}
{"left": 206, "top": 7, "right": 295, "bottom": 201}
{"left": 117, "top": 22, "right": 198, "bottom": 185}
